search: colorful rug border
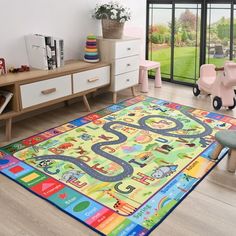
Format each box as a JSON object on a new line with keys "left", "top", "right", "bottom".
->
{"left": 0, "top": 95, "right": 232, "bottom": 236}
{"left": 0, "top": 151, "right": 227, "bottom": 236}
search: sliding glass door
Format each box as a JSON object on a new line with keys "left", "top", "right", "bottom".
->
{"left": 173, "top": 4, "right": 201, "bottom": 83}
{"left": 147, "top": 0, "right": 235, "bottom": 85}
{"left": 148, "top": 4, "right": 172, "bottom": 80}
{"left": 233, "top": 4, "right": 236, "bottom": 63}
{"left": 206, "top": 4, "right": 231, "bottom": 67}
{"left": 148, "top": 1, "right": 202, "bottom": 84}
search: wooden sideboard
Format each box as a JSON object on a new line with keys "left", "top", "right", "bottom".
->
{"left": 0, "top": 60, "right": 111, "bottom": 141}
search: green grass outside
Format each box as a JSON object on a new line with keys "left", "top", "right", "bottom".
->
{"left": 149, "top": 47, "right": 226, "bottom": 83}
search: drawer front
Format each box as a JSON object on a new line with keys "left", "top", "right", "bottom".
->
{"left": 114, "top": 56, "right": 140, "bottom": 75}
{"left": 73, "top": 66, "right": 110, "bottom": 93}
{"left": 20, "top": 75, "right": 72, "bottom": 109}
{"left": 112, "top": 70, "right": 139, "bottom": 92}
{"left": 115, "top": 40, "right": 140, "bottom": 59}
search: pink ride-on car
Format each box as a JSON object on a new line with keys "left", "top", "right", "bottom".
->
{"left": 193, "top": 62, "right": 236, "bottom": 110}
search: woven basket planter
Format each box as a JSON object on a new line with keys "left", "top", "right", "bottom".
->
{"left": 102, "top": 19, "right": 124, "bottom": 39}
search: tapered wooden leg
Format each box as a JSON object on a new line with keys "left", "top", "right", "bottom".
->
{"left": 211, "top": 143, "right": 224, "bottom": 160}
{"left": 83, "top": 95, "right": 91, "bottom": 112}
{"left": 113, "top": 92, "right": 117, "bottom": 104}
{"left": 131, "top": 87, "right": 136, "bottom": 97}
{"left": 5, "top": 118, "right": 12, "bottom": 141}
{"left": 227, "top": 149, "right": 236, "bottom": 173}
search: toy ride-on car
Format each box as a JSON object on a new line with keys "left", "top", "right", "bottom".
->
{"left": 193, "top": 62, "right": 236, "bottom": 110}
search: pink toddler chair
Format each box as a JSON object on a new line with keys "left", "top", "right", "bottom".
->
{"left": 139, "top": 60, "right": 162, "bottom": 93}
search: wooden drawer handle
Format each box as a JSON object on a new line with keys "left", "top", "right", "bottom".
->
{"left": 41, "top": 88, "right": 56, "bottom": 95}
{"left": 88, "top": 77, "right": 99, "bottom": 83}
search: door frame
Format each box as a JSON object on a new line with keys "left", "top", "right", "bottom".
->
{"left": 146, "top": 0, "right": 235, "bottom": 86}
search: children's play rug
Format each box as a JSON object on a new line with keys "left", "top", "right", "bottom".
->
{"left": 1, "top": 96, "right": 235, "bottom": 235}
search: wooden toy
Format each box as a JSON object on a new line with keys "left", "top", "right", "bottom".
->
{"left": 84, "top": 35, "right": 99, "bottom": 63}
{"left": 9, "top": 65, "right": 30, "bottom": 73}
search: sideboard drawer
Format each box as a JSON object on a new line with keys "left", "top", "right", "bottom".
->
{"left": 115, "top": 40, "right": 140, "bottom": 59}
{"left": 112, "top": 70, "right": 139, "bottom": 91}
{"left": 73, "top": 66, "right": 110, "bottom": 93}
{"left": 114, "top": 56, "right": 140, "bottom": 75}
{"left": 20, "top": 75, "right": 72, "bottom": 109}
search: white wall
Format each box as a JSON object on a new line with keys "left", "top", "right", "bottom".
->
{"left": 95, "top": 0, "right": 147, "bottom": 57}
{"left": 0, "top": 0, "right": 146, "bottom": 67}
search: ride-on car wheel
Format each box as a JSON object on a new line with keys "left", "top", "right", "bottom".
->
{"left": 213, "top": 96, "right": 222, "bottom": 110}
{"left": 193, "top": 84, "right": 200, "bottom": 96}
{"left": 228, "top": 98, "right": 236, "bottom": 110}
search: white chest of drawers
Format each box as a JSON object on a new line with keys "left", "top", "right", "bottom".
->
{"left": 97, "top": 37, "right": 141, "bottom": 103}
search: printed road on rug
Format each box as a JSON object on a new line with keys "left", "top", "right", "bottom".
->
{"left": 1, "top": 96, "right": 235, "bottom": 236}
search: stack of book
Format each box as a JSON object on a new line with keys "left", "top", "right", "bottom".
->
{"left": 25, "top": 34, "right": 64, "bottom": 70}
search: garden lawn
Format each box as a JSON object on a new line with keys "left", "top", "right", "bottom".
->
{"left": 149, "top": 47, "right": 226, "bottom": 83}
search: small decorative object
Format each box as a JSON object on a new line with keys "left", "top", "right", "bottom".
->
{"left": 0, "top": 58, "right": 6, "bottom": 75}
{"left": 0, "top": 90, "right": 13, "bottom": 114}
{"left": 9, "top": 65, "right": 30, "bottom": 73}
{"left": 93, "top": 1, "right": 131, "bottom": 39}
{"left": 84, "top": 35, "right": 99, "bottom": 63}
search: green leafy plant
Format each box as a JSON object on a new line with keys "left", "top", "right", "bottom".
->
{"left": 93, "top": 1, "right": 131, "bottom": 23}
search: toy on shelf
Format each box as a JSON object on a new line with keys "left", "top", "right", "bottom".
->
{"left": 0, "top": 58, "right": 6, "bottom": 75}
{"left": 193, "top": 62, "right": 236, "bottom": 110}
{"left": 9, "top": 65, "right": 30, "bottom": 73}
{"left": 84, "top": 35, "right": 99, "bottom": 63}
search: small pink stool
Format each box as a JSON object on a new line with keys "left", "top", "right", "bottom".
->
{"left": 139, "top": 60, "right": 162, "bottom": 93}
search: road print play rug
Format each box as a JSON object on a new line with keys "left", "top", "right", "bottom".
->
{"left": 1, "top": 95, "right": 235, "bottom": 235}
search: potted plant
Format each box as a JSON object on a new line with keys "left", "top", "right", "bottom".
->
{"left": 93, "top": 1, "right": 131, "bottom": 39}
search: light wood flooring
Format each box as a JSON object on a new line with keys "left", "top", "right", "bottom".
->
{"left": 0, "top": 81, "right": 235, "bottom": 236}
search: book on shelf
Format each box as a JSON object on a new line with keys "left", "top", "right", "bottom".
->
{"left": 45, "top": 36, "right": 56, "bottom": 70}
{"left": 25, "top": 34, "right": 48, "bottom": 70}
{"left": 54, "top": 38, "right": 64, "bottom": 67}
{"left": 0, "top": 90, "right": 13, "bottom": 114}
{"left": 25, "top": 34, "right": 64, "bottom": 70}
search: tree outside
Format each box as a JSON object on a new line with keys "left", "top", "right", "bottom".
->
{"left": 149, "top": 7, "right": 232, "bottom": 84}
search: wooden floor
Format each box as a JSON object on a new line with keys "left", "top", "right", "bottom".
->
{"left": 0, "top": 81, "right": 235, "bottom": 236}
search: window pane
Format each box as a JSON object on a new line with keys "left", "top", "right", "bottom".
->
{"left": 233, "top": 6, "right": 236, "bottom": 63}
{"left": 173, "top": 4, "right": 201, "bottom": 83}
{"left": 148, "top": 4, "right": 172, "bottom": 79}
{"left": 206, "top": 4, "right": 231, "bottom": 67}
